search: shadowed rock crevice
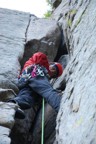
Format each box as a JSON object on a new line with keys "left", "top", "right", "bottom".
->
{"left": 51, "top": 0, "right": 62, "bottom": 9}
{"left": 54, "top": 28, "right": 68, "bottom": 62}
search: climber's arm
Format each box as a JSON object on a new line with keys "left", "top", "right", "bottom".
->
{"left": 29, "top": 76, "right": 62, "bottom": 112}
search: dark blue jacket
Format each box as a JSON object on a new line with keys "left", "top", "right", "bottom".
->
{"left": 17, "top": 64, "right": 61, "bottom": 112}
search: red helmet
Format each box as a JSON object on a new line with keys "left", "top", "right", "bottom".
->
{"left": 54, "top": 62, "right": 63, "bottom": 77}
{"left": 50, "top": 62, "right": 63, "bottom": 77}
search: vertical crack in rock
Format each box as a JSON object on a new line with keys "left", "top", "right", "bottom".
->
{"left": 54, "top": 26, "right": 68, "bottom": 61}
{"left": 25, "top": 14, "right": 31, "bottom": 43}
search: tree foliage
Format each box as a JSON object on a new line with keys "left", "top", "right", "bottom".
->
{"left": 44, "top": 0, "right": 52, "bottom": 18}
{"left": 44, "top": 10, "right": 52, "bottom": 18}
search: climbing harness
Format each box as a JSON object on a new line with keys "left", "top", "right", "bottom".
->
{"left": 41, "top": 98, "right": 45, "bottom": 144}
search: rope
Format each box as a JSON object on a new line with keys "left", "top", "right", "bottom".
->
{"left": 41, "top": 98, "right": 45, "bottom": 144}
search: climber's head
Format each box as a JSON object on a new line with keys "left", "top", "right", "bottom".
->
{"left": 49, "top": 62, "right": 63, "bottom": 78}
{"left": 32, "top": 53, "right": 63, "bottom": 78}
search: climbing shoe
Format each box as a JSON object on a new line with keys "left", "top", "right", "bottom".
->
{"left": 15, "top": 108, "right": 25, "bottom": 119}
{"left": 8, "top": 99, "right": 31, "bottom": 110}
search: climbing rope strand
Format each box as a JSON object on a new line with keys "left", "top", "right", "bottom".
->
{"left": 41, "top": 98, "right": 45, "bottom": 144}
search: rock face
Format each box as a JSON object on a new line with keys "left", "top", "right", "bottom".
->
{"left": 52, "top": 0, "right": 96, "bottom": 144}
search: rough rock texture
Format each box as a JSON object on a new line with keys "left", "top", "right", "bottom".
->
{"left": 52, "top": 0, "right": 96, "bottom": 144}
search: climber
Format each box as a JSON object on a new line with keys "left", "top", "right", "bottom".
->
{"left": 8, "top": 52, "right": 63, "bottom": 119}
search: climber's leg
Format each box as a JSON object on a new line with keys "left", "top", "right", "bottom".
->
{"left": 9, "top": 86, "right": 35, "bottom": 110}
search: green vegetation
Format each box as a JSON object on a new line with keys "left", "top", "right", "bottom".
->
{"left": 70, "top": 9, "right": 77, "bottom": 15}
{"left": 67, "top": 19, "right": 72, "bottom": 27}
{"left": 67, "top": 9, "right": 77, "bottom": 28}
{"left": 44, "top": 10, "right": 52, "bottom": 18}
{"left": 43, "top": 0, "right": 53, "bottom": 18}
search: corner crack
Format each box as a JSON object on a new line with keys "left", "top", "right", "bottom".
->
{"left": 25, "top": 14, "right": 31, "bottom": 43}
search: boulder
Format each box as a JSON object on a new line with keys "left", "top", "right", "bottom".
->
{"left": 21, "top": 18, "right": 61, "bottom": 66}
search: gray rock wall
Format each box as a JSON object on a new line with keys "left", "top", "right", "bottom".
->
{"left": 52, "top": 0, "right": 96, "bottom": 144}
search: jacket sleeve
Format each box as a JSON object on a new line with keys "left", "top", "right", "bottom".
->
{"left": 28, "top": 76, "right": 62, "bottom": 112}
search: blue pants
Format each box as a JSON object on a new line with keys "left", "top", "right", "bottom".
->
{"left": 14, "top": 86, "right": 42, "bottom": 107}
